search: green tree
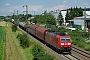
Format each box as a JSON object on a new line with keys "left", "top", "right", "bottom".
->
{"left": 65, "top": 6, "right": 83, "bottom": 22}
{"left": 78, "top": 7, "right": 83, "bottom": 16}
{"left": 57, "top": 11, "right": 64, "bottom": 25}
{"left": 46, "top": 14, "right": 56, "bottom": 25}
{"left": 19, "top": 34, "right": 30, "bottom": 48}
{"left": 75, "top": 6, "right": 78, "bottom": 17}
{"left": 65, "top": 9, "right": 71, "bottom": 22}
{"left": 32, "top": 44, "right": 54, "bottom": 60}
{"left": 24, "top": 14, "right": 32, "bottom": 19}
{"left": 11, "top": 25, "right": 17, "bottom": 32}
{"left": 0, "top": 16, "right": 5, "bottom": 21}
{"left": 69, "top": 7, "right": 74, "bottom": 19}
{"left": 30, "top": 15, "right": 40, "bottom": 24}
{"left": 18, "top": 14, "right": 24, "bottom": 18}
{"left": 30, "top": 14, "right": 56, "bottom": 25}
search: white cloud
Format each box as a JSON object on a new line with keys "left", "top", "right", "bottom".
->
{"left": 63, "top": 1, "right": 67, "bottom": 3}
{"left": 28, "top": 5, "right": 45, "bottom": 12}
{"left": 0, "top": 5, "right": 46, "bottom": 15}
{"left": 75, "top": 1, "right": 77, "bottom": 3}
{"left": 9, "top": 10, "right": 12, "bottom": 12}
{"left": 63, "top": 0, "right": 68, "bottom": 3}
{"left": 77, "top": 3, "right": 90, "bottom": 8}
{"left": 49, "top": 5, "right": 68, "bottom": 11}
{"left": 5, "top": 3, "right": 10, "bottom": 6}
{"left": 84, "top": 3, "right": 89, "bottom": 6}
{"left": 0, "top": 4, "right": 69, "bottom": 16}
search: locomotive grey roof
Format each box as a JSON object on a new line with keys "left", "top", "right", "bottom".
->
{"left": 47, "top": 30, "right": 66, "bottom": 36}
{"left": 47, "top": 31, "right": 56, "bottom": 36}
{"left": 19, "top": 22, "right": 26, "bottom": 27}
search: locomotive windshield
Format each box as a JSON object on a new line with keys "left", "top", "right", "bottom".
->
{"left": 61, "top": 39, "right": 65, "bottom": 42}
{"left": 61, "top": 38, "right": 70, "bottom": 42}
{"left": 66, "top": 38, "right": 70, "bottom": 42}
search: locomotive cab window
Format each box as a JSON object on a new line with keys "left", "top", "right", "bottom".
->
{"left": 61, "top": 38, "right": 65, "bottom": 42}
{"left": 61, "top": 38, "right": 70, "bottom": 42}
{"left": 66, "top": 38, "right": 70, "bottom": 42}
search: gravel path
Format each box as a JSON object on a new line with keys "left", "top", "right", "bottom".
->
{"left": 5, "top": 23, "right": 27, "bottom": 60}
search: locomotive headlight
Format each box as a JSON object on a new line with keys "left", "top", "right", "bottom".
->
{"left": 61, "top": 43, "right": 64, "bottom": 45}
{"left": 68, "top": 43, "right": 71, "bottom": 45}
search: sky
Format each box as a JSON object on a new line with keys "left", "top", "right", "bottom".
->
{"left": 0, "top": 0, "right": 90, "bottom": 16}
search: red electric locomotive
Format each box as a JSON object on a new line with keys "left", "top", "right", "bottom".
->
{"left": 45, "top": 30, "right": 72, "bottom": 52}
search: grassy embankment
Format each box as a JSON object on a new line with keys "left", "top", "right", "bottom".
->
{"left": 12, "top": 24, "right": 56, "bottom": 60}
{"left": 12, "top": 27, "right": 33, "bottom": 60}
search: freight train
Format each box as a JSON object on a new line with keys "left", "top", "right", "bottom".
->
{"left": 12, "top": 21, "right": 72, "bottom": 53}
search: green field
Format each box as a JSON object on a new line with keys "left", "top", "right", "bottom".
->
{"left": 0, "top": 26, "right": 6, "bottom": 60}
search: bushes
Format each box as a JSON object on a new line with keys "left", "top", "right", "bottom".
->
{"left": 32, "top": 44, "right": 54, "bottom": 60}
{"left": 80, "top": 32, "right": 89, "bottom": 38}
{"left": 17, "top": 33, "right": 30, "bottom": 48}
{"left": 11, "top": 25, "right": 17, "bottom": 32}
{"left": 16, "top": 33, "right": 55, "bottom": 60}
{"left": 68, "top": 30, "right": 90, "bottom": 51}
{"left": 83, "top": 43, "right": 90, "bottom": 51}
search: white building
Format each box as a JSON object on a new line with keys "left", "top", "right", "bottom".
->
{"left": 73, "top": 16, "right": 90, "bottom": 31}
{"left": 50, "top": 10, "right": 66, "bottom": 25}
{"left": 50, "top": 8, "right": 90, "bottom": 26}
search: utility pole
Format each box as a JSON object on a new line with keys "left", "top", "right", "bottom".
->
{"left": 17, "top": 10, "right": 19, "bottom": 26}
{"left": 34, "top": 11, "right": 35, "bottom": 16}
{"left": 13, "top": 10, "right": 15, "bottom": 20}
{"left": 23, "top": 5, "right": 28, "bottom": 31}
{"left": 34, "top": 11, "right": 36, "bottom": 24}
{"left": 17, "top": 10, "right": 18, "bottom": 19}
{"left": 44, "top": 10, "right": 47, "bottom": 28}
{"left": 84, "top": 7, "right": 86, "bottom": 32}
{"left": 23, "top": 5, "right": 28, "bottom": 24}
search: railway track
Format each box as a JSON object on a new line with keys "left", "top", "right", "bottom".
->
{"left": 62, "top": 54, "right": 80, "bottom": 60}
{"left": 18, "top": 27, "right": 90, "bottom": 60}
{"left": 71, "top": 45, "right": 90, "bottom": 60}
